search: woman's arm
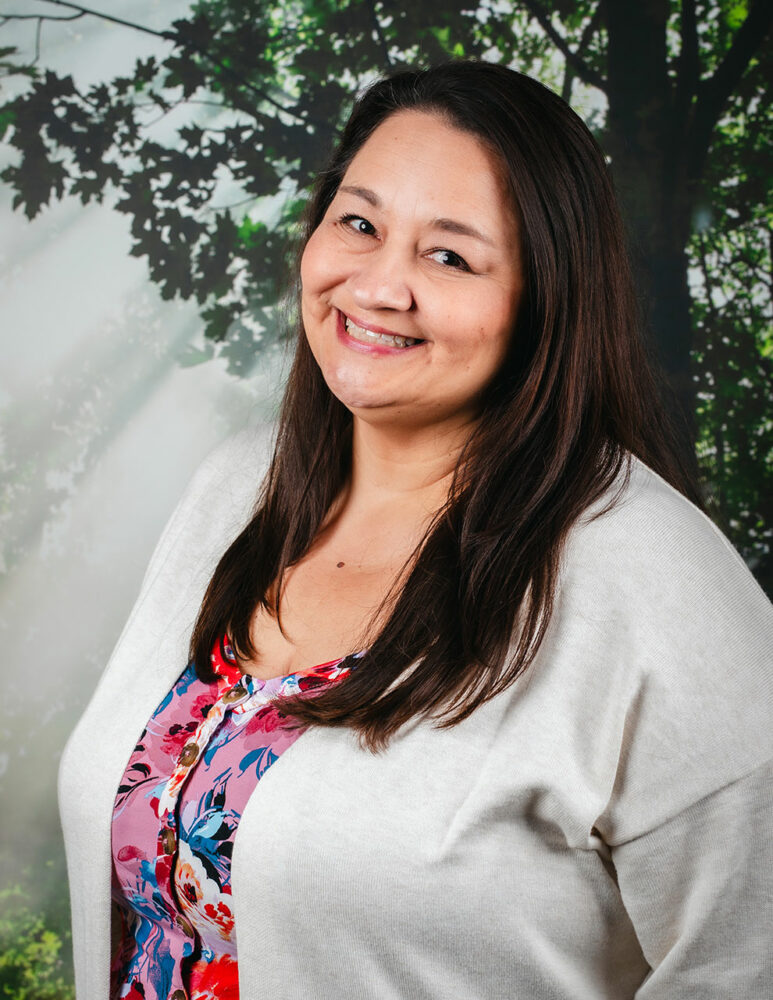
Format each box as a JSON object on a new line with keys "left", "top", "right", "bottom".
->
{"left": 613, "top": 757, "right": 773, "bottom": 996}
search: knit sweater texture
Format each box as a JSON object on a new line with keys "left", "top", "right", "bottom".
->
{"left": 59, "top": 426, "right": 773, "bottom": 998}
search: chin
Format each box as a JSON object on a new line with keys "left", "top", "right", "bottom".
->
{"left": 332, "top": 392, "right": 396, "bottom": 414}
{"left": 322, "top": 367, "right": 389, "bottom": 412}
{"left": 325, "top": 383, "right": 403, "bottom": 418}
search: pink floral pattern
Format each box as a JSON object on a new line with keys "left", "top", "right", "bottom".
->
{"left": 111, "top": 636, "right": 353, "bottom": 1000}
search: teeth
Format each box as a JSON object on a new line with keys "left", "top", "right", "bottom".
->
{"left": 345, "top": 318, "right": 418, "bottom": 348}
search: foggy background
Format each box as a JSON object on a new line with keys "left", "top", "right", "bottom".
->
{"left": 0, "top": 1, "right": 282, "bottom": 976}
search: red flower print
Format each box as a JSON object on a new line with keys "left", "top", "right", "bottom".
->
{"left": 188, "top": 954, "right": 239, "bottom": 1000}
{"left": 297, "top": 674, "right": 327, "bottom": 693}
{"left": 160, "top": 719, "right": 199, "bottom": 757}
{"left": 117, "top": 845, "right": 145, "bottom": 863}
{"left": 189, "top": 693, "right": 215, "bottom": 721}
{"left": 110, "top": 637, "right": 353, "bottom": 1000}
{"left": 203, "top": 900, "right": 233, "bottom": 926}
{"left": 246, "top": 705, "right": 286, "bottom": 735}
{"left": 154, "top": 854, "right": 173, "bottom": 890}
{"left": 175, "top": 841, "right": 235, "bottom": 942}
{"left": 181, "top": 880, "right": 199, "bottom": 905}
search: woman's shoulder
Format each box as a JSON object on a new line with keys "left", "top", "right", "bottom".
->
{"left": 561, "top": 454, "right": 772, "bottom": 676}
{"left": 135, "top": 423, "right": 276, "bottom": 599}
{"left": 183, "top": 422, "right": 275, "bottom": 507}
{"left": 555, "top": 455, "right": 772, "bottom": 840}
{"left": 568, "top": 454, "right": 768, "bottom": 611}
{"left": 174, "top": 421, "right": 274, "bottom": 526}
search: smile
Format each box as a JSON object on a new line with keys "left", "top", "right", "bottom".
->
{"left": 343, "top": 314, "right": 420, "bottom": 349}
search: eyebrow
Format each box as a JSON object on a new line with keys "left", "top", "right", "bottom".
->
{"left": 339, "top": 184, "right": 381, "bottom": 207}
{"left": 433, "top": 217, "right": 495, "bottom": 247}
{"left": 337, "top": 184, "right": 496, "bottom": 247}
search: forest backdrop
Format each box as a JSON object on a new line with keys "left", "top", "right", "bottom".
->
{"left": 0, "top": 0, "right": 770, "bottom": 995}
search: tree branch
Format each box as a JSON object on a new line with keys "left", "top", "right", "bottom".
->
{"left": 139, "top": 95, "right": 187, "bottom": 128}
{"left": 135, "top": 98, "right": 228, "bottom": 112}
{"left": 521, "top": 0, "right": 607, "bottom": 93}
{"left": 0, "top": 11, "right": 84, "bottom": 20}
{"left": 724, "top": 230, "right": 773, "bottom": 290}
{"left": 204, "top": 194, "right": 258, "bottom": 213}
{"left": 366, "top": 0, "right": 393, "bottom": 70}
{"left": 688, "top": 0, "right": 773, "bottom": 176}
{"left": 729, "top": 256, "right": 771, "bottom": 288}
{"left": 673, "top": 0, "right": 700, "bottom": 128}
{"left": 42, "top": 0, "right": 175, "bottom": 42}
{"left": 12, "top": 0, "right": 312, "bottom": 126}
{"left": 695, "top": 233, "right": 727, "bottom": 511}
{"left": 561, "top": 2, "right": 603, "bottom": 102}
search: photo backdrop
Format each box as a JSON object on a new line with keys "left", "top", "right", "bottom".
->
{"left": 1, "top": 2, "right": 770, "bottom": 995}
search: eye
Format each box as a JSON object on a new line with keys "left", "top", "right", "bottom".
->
{"left": 427, "top": 248, "right": 471, "bottom": 271}
{"left": 338, "top": 213, "right": 377, "bottom": 236}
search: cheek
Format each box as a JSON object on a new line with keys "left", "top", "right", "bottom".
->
{"left": 439, "top": 297, "right": 512, "bottom": 354}
{"left": 447, "top": 300, "right": 517, "bottom": 382}
{"left": 299, "top": 228, "right": 332, "bottom": 298}
{"left": 299, "top": 244, "right": 317, "bottom": 295}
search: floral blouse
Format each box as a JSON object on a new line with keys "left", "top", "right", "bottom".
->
{"left": 110, "top": 636, "right": 353, "bottom": 1000}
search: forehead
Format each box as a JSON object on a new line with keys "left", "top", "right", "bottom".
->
{"left": 338, "top": 110, "right": 514, "bottom": 226}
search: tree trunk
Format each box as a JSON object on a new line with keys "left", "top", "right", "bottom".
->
{"left": 601, "top": 0, "right": 696, "bottom": 452}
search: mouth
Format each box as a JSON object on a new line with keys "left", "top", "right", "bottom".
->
{"left": 340, "top": 312, "right": 422, "bottom": 350}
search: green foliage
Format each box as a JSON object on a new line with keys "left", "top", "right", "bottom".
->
{"left": 0, "top": 886, "right": 74, "bottom": 1000}
{"left": 688, "top": 37, "right": 773, "bottom": 587}
{"left": 0, "top": 0, "right": 771, "bottom": 586}
{"left": 0, "top": 0, "right": 491, "bottom": 358}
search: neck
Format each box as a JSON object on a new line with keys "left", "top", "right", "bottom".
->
{"left": 347, "top": 416, "right": 473, "bottom": 514}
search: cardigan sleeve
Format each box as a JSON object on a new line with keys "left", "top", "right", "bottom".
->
{"left": 569, "top": 459, "right": 773, "bottom": 995}
{"left": 612, "top": 757, "right": 773, "bottom": 996}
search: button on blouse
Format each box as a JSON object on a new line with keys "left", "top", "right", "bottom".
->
{"left": 110, "top": 636, "right": 354, "bottom": 1000}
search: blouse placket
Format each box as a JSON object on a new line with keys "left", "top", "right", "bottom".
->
{"left": 113, "top": 641, "right": 354, "bottom": 1000}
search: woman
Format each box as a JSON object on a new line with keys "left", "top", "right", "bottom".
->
{"left": 59, "top": 61, "right": 773, "bottom": 999}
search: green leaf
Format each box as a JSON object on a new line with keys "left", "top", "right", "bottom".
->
{"left": 0, "top": 104, "right": 15, "bottom": 141}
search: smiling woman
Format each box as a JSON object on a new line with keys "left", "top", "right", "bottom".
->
{"left": 59, "top": 61, "right": 773, "bottom": 1000}
{"left": 301, "top": 111, "right": 522, "bottom": 430}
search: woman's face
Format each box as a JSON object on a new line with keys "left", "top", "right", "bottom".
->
{"left": 300, "top": 110, "right": 524, "bottom": 435}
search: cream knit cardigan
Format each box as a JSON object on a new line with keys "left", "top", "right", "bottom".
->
{"left": 59, "top": 427, "right": 773, "bottom": 999}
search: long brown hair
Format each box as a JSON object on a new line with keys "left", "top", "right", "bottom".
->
{"left": 190, "top": 62, "right": 701, "bottom": 750}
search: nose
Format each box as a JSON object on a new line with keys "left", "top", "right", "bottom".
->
{"left": 348, "top": 249, "right": 415, "bottom": 312}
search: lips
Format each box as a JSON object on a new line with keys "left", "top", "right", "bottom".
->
{"left": 338, "top": 311, "right": 423, "bottom": 351}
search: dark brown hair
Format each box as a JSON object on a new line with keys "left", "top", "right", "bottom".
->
{"left": 190, "top": 61, "right": 701, "bottom": 749}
